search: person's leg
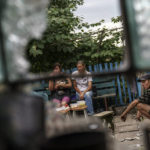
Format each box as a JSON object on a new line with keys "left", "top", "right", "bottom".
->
{"left": 137, "top": 103, "right": 150, "bottom": 119}
{"left": 61, "top": 96, "right": 70, "bottom": 106}
{"left": 136, "top": 110, "right": 142, "bottom": 121}
{"left": 138, "top": 110, "right": 150, "bottom": 119}
{"left": 84, "top": 91, "right": 94, "bottom": 115}
{"left": 76, "top": 92, "right": 80, "bottom": 100}
{"left": 53, "top": 99, "right": 61, "bottom": 107}
{"left": 121, "top": 99, "right": 139, "bottom": 121}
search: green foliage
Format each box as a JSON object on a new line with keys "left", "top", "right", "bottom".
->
{"left": 27, "top": 0, "right": 124, "bottom": 73}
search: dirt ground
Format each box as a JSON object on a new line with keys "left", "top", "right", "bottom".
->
{"left": 112, "top": 114, "right": 150, "bottom": 150}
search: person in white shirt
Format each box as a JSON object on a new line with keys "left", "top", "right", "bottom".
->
{"left": 72, "top": 61, "right": 94, "bottom": 115}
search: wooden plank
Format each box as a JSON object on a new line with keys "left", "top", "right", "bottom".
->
{"left": 71, "top": 67, "right": 77, "bottom": 73}
{"left": 93, "top": 93, "right": 116, "bottom": 99}
{"left": 93, "top": 82, "right": 115, "bottom": 89}
{"left": 93, "top": 76, "right": 115, "bottom": 83}
{"left": 104, "top": 97, "right": 108, "bottom": 111}
{"left": 94, "top": 64, "right": 98, "bottom": 72}
{"left": 110, "top": 63, "right": 118, "bottom": 105}
{"left": 121, "top": 75, "right": 127, "bottom": 103}
{"left": 93, "top": 111, "right": 113, "bottom": 117}
{"left": 104, "top": 63, "right": 109, "bottom": 72}
{"left": 115, "top": 62, "right": 124, "bottom": 105}
{"left": 88, "top": 65, "right": 92, "bottom": 72}
{"left": 45, "top": 90, "right": 51, "bottom": 96}
{"left": 126, "top": 80, "right": 132, "bottom": 103}
{"left": 132, "top": 93, "right": 135, "bottom": 100}
{"left": 119, "top": 62, "right": 127, "bottom": 103}
{"left": 93, "top": 63, "right": 116, "bottom": 112}
{"left": 33, "top": 81, "right": 45, "bottom": 91}
{"left": 97, "top": 88, "right": 116, "bottom": 95}
{"left": 131, "top": 78, "right": 137, "bottom": 100}
{"left": 66, "top": 69, "right": 70, "bottom": 73}
{"left": 137, "top": 81, "right": 141, "bottom": 97}
{"left": 43, "top": 82, "right": 48, "bottom": 88}
{"left": 71, "top": 106, "right": 87, "bottom": 111}
{"left": 99, "top": 64, "right": 103, "bottom": 72}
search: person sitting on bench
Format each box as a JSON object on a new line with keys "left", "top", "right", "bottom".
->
{"left": 121, "top": 74, "right": 150, "bottom": 121}
{"left": 72, "top": 60, "right": 94, "bottom": 115}
{"left": 49, "top": 63, "right": 72, "bottom": 107}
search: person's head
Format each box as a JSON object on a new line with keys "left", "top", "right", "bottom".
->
{"left": 53, "top": 63, "right": 61, "bottom": 73}
{"left": 141, "top": 80, "right": 150, "bottom": 89}
{"left": 139, "top": 74, "right": 150, "bottom": 89}
{"left": 76, "top": 60, "right": 86, "bottom": 73}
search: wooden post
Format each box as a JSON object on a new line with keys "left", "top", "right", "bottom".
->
{"left": 104, "top": 97, "right": 108, "bottom": 111}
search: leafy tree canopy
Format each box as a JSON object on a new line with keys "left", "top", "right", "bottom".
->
{"left": 26, "top": 0, "right": 123, "bottom": 73}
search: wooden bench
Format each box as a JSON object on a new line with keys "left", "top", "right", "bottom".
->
{"left": 33, "top": 77, "right": 116, "bottom": 112}
{"left": 33, "top": 81, "right": 51, "bottom": 100}
{"left": 92, "top": 76, "right": 116, "bottom": 112}
{"left": 33, "top": 81, "right": 75, "bottom": 102}
{"left": 71, "top": 106, "right": 88, "bottom": 119}
{"left": 93, "top": 111, "right": 114, "bottom": 131}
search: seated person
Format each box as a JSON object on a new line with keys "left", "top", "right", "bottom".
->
{"left": 72, "top": 60, "right": 94, "bottom": 115}
{"left": 49, "top": 63, "right": 72, "bottom": 107}
{"left": 121, "top": 74, "right": 150, "bottom": 121}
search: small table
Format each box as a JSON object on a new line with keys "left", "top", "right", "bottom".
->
{"left": 71, "top": 106, "right": 88, "bottom": 119}
{"left": 58, "top": 108, "right": 71, "bottom": 120}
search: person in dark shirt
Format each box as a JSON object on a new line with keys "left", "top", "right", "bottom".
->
{"left": 49, "top": 63, "right": 72, "bottom": 107}
{"left": 121, "top": 74, "right": 150, "bottom": 121}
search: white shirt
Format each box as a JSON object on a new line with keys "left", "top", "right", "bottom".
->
{"left": 72, "top": 70, "right": 92, "bottom": 92}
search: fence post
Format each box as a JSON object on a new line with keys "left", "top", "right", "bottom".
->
{"left": 121, "top": 75, "right": 127, "bottom": 103}
{"left": 120, "top": 62, "right": 127, "bottom": 104}
{"left": 66, "top": 69, "right": 70, "bottom": 74}
{"left": 137, "top": 81, "right": 141, "bottom": 97}
{"left": 126, "top": 80, "right": 132, "bottom": 103}
{"left": 110, "top": 63, "right": 118, "bottom": 106}
{"left": 71, "top": 68, "right": 77, "bottom": 73}
{"left": 94, "top": 65, "right": 98, "bottom": 72}
{"left": 104, "top": 63, "right": 108, "bottom": 71}
{"left": 99, "top": 64, "right": 103, "bottom": 72}
{"left": 88, "top": 65, "right": 92, "bottom": 72}
{"left": 115, "top": 62, "right": 124, "bottom": 105}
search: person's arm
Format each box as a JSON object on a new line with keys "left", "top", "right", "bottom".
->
{"left": 49, "top": 80, "right": 54, "bottom": 91}
{"left": 83, "top": 73, "right": 92, "bottom": 95}
{"left": 73, "top": 80, "right": 82, "bottom": 94}
{"left": 60, "top": 78, "right": 72, "bottom": 88}
{"left": 83, "top": 81, "right": 92, "bottom": 95}
{"left": 49, "top": 80, "right": 59, "bottom": 91}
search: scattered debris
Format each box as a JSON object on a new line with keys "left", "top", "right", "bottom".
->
{"left": 136, "top": 133, "right": 143, "bottom": 137}
{"left": 119, "top": 139, "right": 125, "bottom": 142}
{"left": 119, "top": 136, "right": 141, "bottom": 142}
{"left": 136, "top": 144, "right": 141, "bottom": 147}
{"left": 124, "top": 137, "right": 135, "bottom": 141}
{"left": 134, "top": 136, "right": 140, "bottom": 140}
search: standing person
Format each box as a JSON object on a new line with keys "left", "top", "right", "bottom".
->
{"left": 49, "top": 63, "right": 72, "bottom": 107}
{"left": 72, "top": 61, "right": 94, "bottom": 115}
{"left": 121, "top": 74, "right": 150, "bottom": 121}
